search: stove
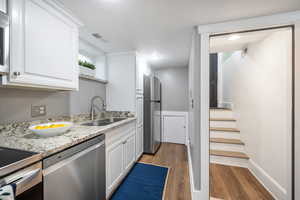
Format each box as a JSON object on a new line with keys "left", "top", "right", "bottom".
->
{"left": 0, "top": 147, "right": 42, "bottom": 177}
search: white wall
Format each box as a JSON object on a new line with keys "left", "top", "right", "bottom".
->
{"left": 218, "top": 52, "right": 235, "bottom": 108}
{"left": 0, "top": 78, "right": 106, "bottom": 124}
{"left": 221, "top": 29, "right": 292, "bottom": 199}
{"left": 79, "top": 39, "right": 107, "bottom": 80}
{"left": 154, "top": 67, "right": 189, "bottom": 111}
{"left": 69, "top": 78, "right": 106, "bottom": 115}
{"left": 95, "top": 55, "right": 107, "bottom": 80}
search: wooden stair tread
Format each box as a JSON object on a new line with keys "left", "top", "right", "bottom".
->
{"left": 210, "top": 127, "right": 240, "bottom": 132}
{"left": 210, "top": 118, "right": 236, "bottom": 121}
{"left": 210, "top": 138, "right": 244, "bottom": 145}
{"left": 210, "top": 150, "right": 249, "bottom": 159}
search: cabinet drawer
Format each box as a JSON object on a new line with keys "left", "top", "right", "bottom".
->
{"left": 105, "top": 121, "right": 136, "bottom": 145}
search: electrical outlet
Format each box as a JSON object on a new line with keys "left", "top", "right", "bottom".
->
{"left": 31, "top": 105, "right": 47, "bottom": 117}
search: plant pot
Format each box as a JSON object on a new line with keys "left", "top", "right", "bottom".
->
{"left": 79, "top": 65, "right": 95, "bottom": 77}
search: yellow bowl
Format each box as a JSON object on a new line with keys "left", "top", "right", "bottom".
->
{"left": 29, "top": 122, "right": 73, "bottom": 137}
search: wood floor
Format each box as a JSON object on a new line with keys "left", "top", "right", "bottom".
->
{"left": 210, "top": 163, "right": 274, "bottom": 200}
{"left": 139, "top": 143, "right": 273, "bottom": 200}
{"left": 139, "top": 143, "right": 192, "bottom": 200}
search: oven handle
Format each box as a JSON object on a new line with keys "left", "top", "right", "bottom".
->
{"left": 0, "top": 162, "right": 42, "bottom": 196}
{"left": 1, "top": 168, "right": 41, "bottom": 187}
{"left": 14, "top": 168, "right": 41, "bottom": 189}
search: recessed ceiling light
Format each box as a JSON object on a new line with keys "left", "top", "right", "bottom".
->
{"left": 228, "top": 34, "right": 241, "bottom": 41}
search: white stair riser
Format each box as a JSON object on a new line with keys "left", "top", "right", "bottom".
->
{"left": 210, "top": 110, "right": 234, "bottom": 118}
{"left": 210, "top": 155, "right": 249, "bottom": 168}
{"left": 210, "top": 131, "right": 241, "bottom": 140}
{"left": 210, "top": 121, "right": 236, "bottom": 128}
{"left": 210, "top": 142, "right": 245, "bottom": 152}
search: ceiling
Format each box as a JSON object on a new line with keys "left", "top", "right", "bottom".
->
{"left": 210, "top": 28, "right": 290, "bottom": 53}
{"left": 60, "top": 0, "right": 300, "bottom": 68}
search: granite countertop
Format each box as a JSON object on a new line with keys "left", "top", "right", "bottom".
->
{"left": 0, "top": 112, "right": 136, "bottom": 158}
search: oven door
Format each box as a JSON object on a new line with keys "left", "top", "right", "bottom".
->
{"left": 0, "top": 11, "right": 9, "bottom": 74}
{"left": 4, "top": 162, "right": 43, "bottom": 200}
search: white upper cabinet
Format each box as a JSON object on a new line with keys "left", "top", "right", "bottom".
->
{"left": 0, "top": 0, "right": 7, "bottom": 13}
{"left": 136, "top": 57, "right": 143, "bottom": 94}
{"left": 136, "top": 55, "right": 151, "bottom": 94}
{"left": 106, "top": 52, "right": 137, "bottom": 112}
{"left": 2, "top": 0, "right": 82, "bottom": 90}
{"left": 106, "top": 52, "right": 151, "bottom": 112}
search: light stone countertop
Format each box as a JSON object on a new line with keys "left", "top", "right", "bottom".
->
{"left": 0, "top": 116, "right": 136, "bottom": 158}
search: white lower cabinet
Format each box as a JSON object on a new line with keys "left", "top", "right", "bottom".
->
{"left": 136, "top": 125, "right": 143, "bottom": 159}
{"left": 136, "top": 95, "right": 143, "bottom": 125}
{"left": 105, "top": 121, "right": 137, "bottom": 198}
{"left": 124, "top": 134, "right": 136, "bottom": 172}
{"left": 106, "top": 140, "right": 124, "bottom": 195}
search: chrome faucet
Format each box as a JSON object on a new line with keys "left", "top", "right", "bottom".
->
{"left": 90, "top": 96, "right": 106, "bottom": 121}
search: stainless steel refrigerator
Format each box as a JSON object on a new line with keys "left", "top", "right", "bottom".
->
{"left": 143, "top": 75, "right": 162, "bottom": 154}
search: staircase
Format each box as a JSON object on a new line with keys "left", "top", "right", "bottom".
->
{"left": 209, "top": 108, "right": 249, "bottom": 167}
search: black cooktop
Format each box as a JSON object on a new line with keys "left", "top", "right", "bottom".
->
{"left": 0, "top": 147, "right": 41, "bottom": 177}
{"left": 0, "top": 147, "right": 37, "bottom": 168}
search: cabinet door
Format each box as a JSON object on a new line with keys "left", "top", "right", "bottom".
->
{"left": 136, "top": 125, "right": 143, "bottom": 158}
{"left": 163, "top": 115, "right": 186, "bottom": 144}
{"left": 123, "top": 134, "right": 136, "bottom": 172}
{"left": 0, "top": 0, "right": 6, "bottom": 13}
{"left": 136, "top": 95, "right": 143, "bottom": 126}
{"left": 136, "top": 56, "right": 142, "bottom": 93}
{"left": 6, "top": 0, "right": 79, "bottom": 90}
{"left": 106, "top": 140, "right": 124, "bottom": 194}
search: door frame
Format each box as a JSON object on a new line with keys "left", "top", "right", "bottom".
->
{"left": 196, "top": 11, "right": 300, "bottom": 200}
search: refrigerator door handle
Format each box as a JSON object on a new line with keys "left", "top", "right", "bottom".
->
{"left": 151, "top": 100, "right": 161, "bottom": 103}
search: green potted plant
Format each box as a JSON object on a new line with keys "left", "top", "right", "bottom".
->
{"left": 79, "top": 60, "right": 96, "bottom": 77}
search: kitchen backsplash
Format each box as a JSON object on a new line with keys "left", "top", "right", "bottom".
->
{"left": 0, "top": 78, "right": 106, "bottom": 124}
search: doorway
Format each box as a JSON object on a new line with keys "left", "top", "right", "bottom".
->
{"left": 208, "top": 26, "right": 294, "bottom": 200}
{"left": 210, "top": 53, "right": 218, "bottom": 108}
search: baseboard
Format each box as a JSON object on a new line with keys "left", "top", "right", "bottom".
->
{"left": 248, "top": 159, "right": 286, "bottom": 200}
{"left": 187, "top": 143, "right": 201, "bottom": 200}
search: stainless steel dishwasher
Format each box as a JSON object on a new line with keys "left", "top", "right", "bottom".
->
{"left": 43, "top": 134, "right": 105, "bottom": 200}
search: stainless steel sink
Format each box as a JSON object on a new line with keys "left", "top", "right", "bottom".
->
{"left": 81, "top": 118, "right": 127, "bottom": 126}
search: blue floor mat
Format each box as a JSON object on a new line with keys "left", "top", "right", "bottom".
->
{"left": 111, "top": 163, "right": 169, "bottom": 200}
